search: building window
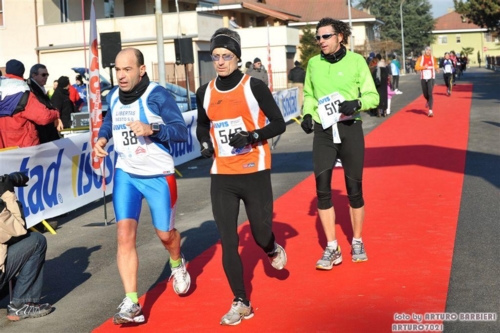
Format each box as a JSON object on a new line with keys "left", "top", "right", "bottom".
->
{"left": 0, "top": 0, "right": 4, "bottom": 26}
{"left": 485, "top": 33, "right": 499, "bottom": 43}
{"left": 438, "top": 35, "right": 448, "bottom": 44}
{"left": 456, "top": 35, "right": 461, "bottom": 43}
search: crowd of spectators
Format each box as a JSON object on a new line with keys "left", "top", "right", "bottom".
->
{"left": 0, "top": 59, "right": 86, "bottom": 150}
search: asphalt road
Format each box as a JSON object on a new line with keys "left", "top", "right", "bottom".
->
{"left": 0, "top": 67, "right": 498, "bottom": 332}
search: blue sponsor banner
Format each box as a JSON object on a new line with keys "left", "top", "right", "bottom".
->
{"left": 0, "top": 134, "right": 116, "bottom": 228}
{"left": 272, "top": 87, "right": 300, "bottom": 122}
{"left": 0, "top": 110, "right": 201, "bottom": 228}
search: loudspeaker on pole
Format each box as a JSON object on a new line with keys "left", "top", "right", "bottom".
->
{"left": 174, "top": 38, "right": 195, "bottom": 65}
{"left": 100, "top": 32, "right": 122, "bottom": 68}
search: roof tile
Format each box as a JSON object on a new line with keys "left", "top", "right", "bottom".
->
{"left": 434, "top": 11, "right": 483, "bottom": 31}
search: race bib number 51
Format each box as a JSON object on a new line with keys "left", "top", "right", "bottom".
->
{"left": 317, "top": 92, "right": 346, "bottom": 129}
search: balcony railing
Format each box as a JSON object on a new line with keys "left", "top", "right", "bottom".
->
{"left": 37, "top": 11, "right": 222, "bottom": 50}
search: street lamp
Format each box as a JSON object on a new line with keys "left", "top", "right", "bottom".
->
{"left": 400, "top": 0, "right": 406, "bottom": 74}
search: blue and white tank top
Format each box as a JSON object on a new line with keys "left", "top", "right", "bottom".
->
{"left": 109, "top": 83, "right": 175, "bottom": 176}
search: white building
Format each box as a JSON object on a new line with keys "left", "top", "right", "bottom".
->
{"left": 0, "top": 0, "right": 379, "bottom": 92}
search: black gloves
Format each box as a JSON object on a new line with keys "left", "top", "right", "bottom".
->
{"left": 229, "top": 131, "right": 253, "bottom": 149}
{"left": 200, "top": 141, "right": 214, "bottom": 158}
{"left": 0, "top": 175, "right": 14, "bottom": 197}
{"left": 301, "top": 114, "right": 313, "bottom": 134}
{"left": 339, "top": 100, "right": 361, "bottom": 116}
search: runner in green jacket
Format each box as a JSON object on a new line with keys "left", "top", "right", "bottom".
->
{"left": 301, "top": 17, "right": 379, "bottom": 270}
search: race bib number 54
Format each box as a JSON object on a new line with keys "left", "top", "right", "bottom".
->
{"left": 213, "top": 116, "right": 251, "bottom": 157}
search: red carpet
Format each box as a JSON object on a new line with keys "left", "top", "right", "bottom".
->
{"left": 94, "top": 84, "right": 472, "bottom": 332}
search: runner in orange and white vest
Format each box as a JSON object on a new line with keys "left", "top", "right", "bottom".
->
{"left": 415, "top": 46, "right": 440, "bottom": 117}
{"left": 195, "top": 27, "right": 287, "bottom": 326}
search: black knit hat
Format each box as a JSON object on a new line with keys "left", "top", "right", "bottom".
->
{"left": 210, "top": 28, "right": 242, "bottom": 59}
{"left": 254, "top": 57, "right": 261, "bottom": 64}
{"left": 6, "top": 59, "right": 25, "bottom": 77}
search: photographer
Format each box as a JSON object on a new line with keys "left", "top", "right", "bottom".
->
{"left": 0, "top": 173, "right": 52, "bottom": 321}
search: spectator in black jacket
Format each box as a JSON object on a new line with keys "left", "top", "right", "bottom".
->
{"left": 28, "top": 64, "right": 60, "bottom": 143}
{"left": 50, "top": 76, "right": 76, "bottom": 129}
{"left": 288, "top": 61, "right": 306, "bottom": 109}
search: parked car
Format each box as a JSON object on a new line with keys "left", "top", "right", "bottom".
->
{"left": 165, "top": 82, "right": 197, "bottom": 112}
{"left": 72, "top": 68, "right": 197, "bottom": 114}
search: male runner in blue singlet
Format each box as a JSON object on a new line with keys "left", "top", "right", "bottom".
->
{"left": 93, "top": 48, "right": 190, "bottom": 325}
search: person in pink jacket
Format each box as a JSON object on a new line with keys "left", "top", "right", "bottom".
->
{"left": 387, "top": 82, "right": 397, "bottom": 115}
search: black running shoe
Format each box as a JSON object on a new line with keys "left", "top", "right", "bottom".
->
{"left": 7, "top": 302, "right": 53, "bottom": 321}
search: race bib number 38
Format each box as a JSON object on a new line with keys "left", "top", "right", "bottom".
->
{"left": 317, "top": 91, "right": 346, "bottom": 129}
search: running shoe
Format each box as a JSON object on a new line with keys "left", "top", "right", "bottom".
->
{"left": 425, "top": 102, "right": 429, "bottom": 108}
{"left": 447, "top": 89, "right": 450, "bottom": 96}
{"left": 396, "top": 90, "right": 403, "bottom": 95}
{"left": 169, "top": 255, "right": 191, "bottom": 295}
{"left": 220, "top": 300, "right": 254, "bottom": 325}
{"left": 316, "top": 246, "right": 342, "bottom": 270}
{"left": 428, "top": 110, "right": 434, "bottom": 117}
{"left": 7, "top": 302, "right": 53, "bottom": 321}
{"left": 113, "top": 297, "right": 145, "bottom": 325}
{"left": 351, "top": 241, "right": 368, "bottom": 262}
{"left": 268, "top": 243, "right": 287, "bottom": 270}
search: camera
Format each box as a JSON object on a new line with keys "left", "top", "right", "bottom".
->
{"left": 0, "top": 172, "right": 29, "bottom": 187}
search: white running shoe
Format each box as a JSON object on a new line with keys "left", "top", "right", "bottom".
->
{"left": 113, "top": 297, "right": 145, "bottom": 325}
{"left": 268, "top": 243, "right": 287, "bottom": 270}
{"left": 169, "top": 255, "right": 191, "bottom": 295}
{"left": 428, "top": 110, "right": 434, "bottom": 117}
{"left": 220, "top": 300, "right": 254, "bottom": 325}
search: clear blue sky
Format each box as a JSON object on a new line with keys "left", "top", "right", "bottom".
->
{"left": 431, "top": 0, "right": 456, "bottom": 18}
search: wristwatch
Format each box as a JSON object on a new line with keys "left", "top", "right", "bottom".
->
{"left": 357, "top": 100, "right": 362, "bottom": 110}
{"left": 251, "top": 131, "right": 259, "bottom": 142}
{"left": 150, "top": 123, "right": 161, "bottom": 135}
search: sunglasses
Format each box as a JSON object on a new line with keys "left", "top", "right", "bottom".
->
{"left": 211, "top": 54, "right": 235, "bottom": 62}
{"left": 315, "top": 33, "right": 337, "bottom": 41}
{"left": 39, "top": 73, "right": 49, "bottom": 77}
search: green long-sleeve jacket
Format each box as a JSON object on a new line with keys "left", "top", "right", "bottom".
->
{"left": 303, "top": 50, "right": 379, "bottom": 123}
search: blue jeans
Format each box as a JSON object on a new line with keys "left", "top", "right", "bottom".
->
{"left": 0, "top": 232, "right": 47, "bottom": 304}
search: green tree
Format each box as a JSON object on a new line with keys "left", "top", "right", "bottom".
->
{"left": 454, "top": 0, "right": 500, "bottom": 32}
{"left": 356, "top": 0, "right": 436, "bottom": 57}
{"left": 298, "top": 26, "right": 320, "bottom": 68}
{"left": 460, "top": 46, "right": 474, "bottom": 57}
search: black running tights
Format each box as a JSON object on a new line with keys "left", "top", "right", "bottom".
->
{"left": 210, "top": 170, "right": 276, "bottom": 301}
{"left": 420, "top": 79, "right": 435, "bottom": 109}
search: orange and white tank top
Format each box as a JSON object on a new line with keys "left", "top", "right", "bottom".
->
{"left": 203, "top": 75, "right": 271, "bottom": 175}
